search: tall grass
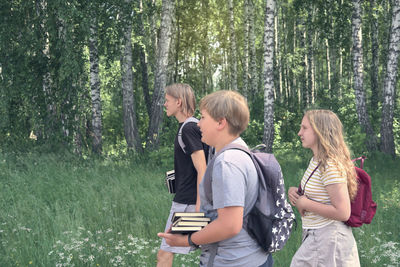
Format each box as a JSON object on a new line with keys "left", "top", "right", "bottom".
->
{"left": 0, "top": 150, "right": 399, "bottom": 266}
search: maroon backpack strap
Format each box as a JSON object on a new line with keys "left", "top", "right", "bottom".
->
{"left": 352, "top": 155, "right": 366, "bottom": 169}
{"left": 298, "top": 163, "right": 320, "bottom": 195}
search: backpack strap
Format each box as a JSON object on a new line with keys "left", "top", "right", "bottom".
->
{"left": 210, "top": 143, "right": 264, "bottom": 218}
{"left": 202, "top": 143, "right": 249, "bottom": 210}
{"left": 201, "top": 143, "right": 253, "bottom": 267}
{"left": 298, "top": 163, "right": 320, "bottom": 195}
{"left": 352, "top": 155, "right": 366, "bottom": 169}
{"left": 177, "top": 117, "right": 199, "bottom": 154}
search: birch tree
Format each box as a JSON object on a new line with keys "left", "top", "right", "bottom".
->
{"left": 89, "top": 15, "right": 102, "bottom": 154}
{"left": 137, "top": 0, "right": 151, "bottom": 118}
{"left": 147, "top": 0, "right": 174, "bottom": 149}
{"left": 351, "top": 0, "right": 378, "bottom": 151}
{"left": 35, "top": 0, "right": 53, "bottom": 140}
{"left": 243, "top": 0, "right": 249, "bottom": 98}
{"left": 249, "top": 0, "right": 257, "bottom": 101}
{"left": 370, "top": 0, "right": 379, "bottom": 116}
{"left": 121, "top": 0, "right": 143, "bottom": 153}
{"left": 380, "top": 0, "right": 400, "bottom": 156}
{"left": 263, "top": 0, "right": 276, "bottom": 153}
{"left": 306, "top": 6, "right": 315, "bottom": 106}
{"left": 228, "top": 0, "right": 238, "bottom": 91}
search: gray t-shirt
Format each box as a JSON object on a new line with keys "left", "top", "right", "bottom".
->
{"left": 199, "top": 138, "right": 269, "bottom": 267}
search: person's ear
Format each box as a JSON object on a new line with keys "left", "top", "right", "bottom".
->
{"left": 176, "top": 98, "right": 182, "bottom": 107}
{"left": 217, "top": 118, "right": 227, "bottom": 130}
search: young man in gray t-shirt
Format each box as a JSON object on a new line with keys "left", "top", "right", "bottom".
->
{"left": 158, "top": 90, "right": 273, "bottom": 267}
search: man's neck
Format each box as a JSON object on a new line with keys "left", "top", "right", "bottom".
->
{"left": 175, "top": 112, "right": 190, "bottom": 123}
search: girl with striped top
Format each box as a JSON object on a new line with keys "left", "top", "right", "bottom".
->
{"left": 288, "top": 109, "right": 360, "bottom": 267}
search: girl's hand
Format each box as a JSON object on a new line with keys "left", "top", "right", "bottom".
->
{"left": 296, "top": 195, "right": 309, "bottom": 216}
{"left": 288, "top": 186, "right": 301, "bottom": 206}
{"left": 157, "top": 232, "right": 189, "bottom": 247}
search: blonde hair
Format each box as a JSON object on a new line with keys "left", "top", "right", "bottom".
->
{"left": 305, "top": 109, "right": 358, "bottom": 200}
{"left": 165, "top": 83, "right": 196, "bottom": 117}
{"left": 199, "top": 90, "right": 249, "bottom": 135}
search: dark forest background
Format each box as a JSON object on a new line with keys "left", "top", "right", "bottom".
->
{"left": 1, "top": 0, "right": 399, "bottom": 158}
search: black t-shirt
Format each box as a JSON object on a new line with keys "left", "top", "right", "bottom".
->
{"left": 173, "top": 121, "right": 209, "bottom": 204}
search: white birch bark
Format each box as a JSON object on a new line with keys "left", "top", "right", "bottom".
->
{"left": 263, "top": 0, "right": 276, "bottom": 153}
{"left": 89, "top": 16, "right": 102, "bottom": 154}
{"left": 380, "top": 0, "right": 400, "bottom": 156}
{"left": 351, "top": 0, "right": 378, "bottom": 151}
{"left": 147, "top": 0, "right": 174, "bottom": 149}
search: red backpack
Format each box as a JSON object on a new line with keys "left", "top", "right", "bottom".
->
{"left": 345, "top": 156, "right": 377, "bottom": 227}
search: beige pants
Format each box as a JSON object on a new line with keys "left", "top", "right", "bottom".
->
{"left": 290, "top": 221, "right": 360, "bottom": 267}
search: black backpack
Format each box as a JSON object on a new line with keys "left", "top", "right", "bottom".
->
{"left": 204, "top": 143, "right": 295, "bottom": 253}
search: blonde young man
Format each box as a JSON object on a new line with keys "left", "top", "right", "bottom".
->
{"left": 157, "top": 83, "right": 208, "bottom": 267}
{"left": 158, "top": 90, "right": 272, "bottom": 267}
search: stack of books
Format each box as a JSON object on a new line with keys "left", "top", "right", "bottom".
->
{"left": 170, "top": 212, "right": 210, "bottom": 234}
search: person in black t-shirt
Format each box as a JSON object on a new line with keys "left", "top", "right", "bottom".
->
{"left": 157, "top": 83, "right": 208, "bottom": 267}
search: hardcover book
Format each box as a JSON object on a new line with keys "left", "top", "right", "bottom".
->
{"left": 170, "top": 226, "right": 203, "bottom": 234}
{"left": 169, "top": 212, "right": 210, "bottom": 234}
{"left": 172, "top": 220, "right": 209, "bottom": 227}
{"left": 171, "top": 212, "right": 206, "bottom": 223}
{"left": 165, "top": 170, "right": 176, "bottom": 194}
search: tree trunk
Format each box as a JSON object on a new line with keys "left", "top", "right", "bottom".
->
{"left": 121, "top": 0, "right": 143, "bottom": 153}
{"left": 228, "top": 0, "right": 238, "bottom": 91}
{"left": 351, "top": 0, "right": 378, "bottom": 151}
{"left": 89, "top": 16, "right": 102, "bottom": 154}
{"left": 325, "top": 38, "right": 332, "bottom": 100}
{"left": 275, "top": 14, "right": 282, "bottom": 103}
{"left": 306, "top": 6, "right": 315, "bottom": 106}
{"left": 35, "top": 0, "right": 53, "bottom": 140}
{"left": 380, "top": 0, "right": 400, "bottom": 157}
{"left": 243, "top": 0, "right": 249, "bottom": 98}
{"left": 370, "top": 0, "right": 379, "bottom": 119}
{"left": 263, "top": 0, "right": 276, "bottom": 153}
{"left": 174, "top": 1, "right": 181, "bottom": 83}
{"left": 249, "top": 0, "right": 257, "bottom": 101}
{"left": 299, "top": 17, "right": 307, "bottom": 109}
{"left": 147, "top": 0, "right": 174, "bottom": 149}
{"left": 138, "top": 0, "right": 151, "bottom": 118}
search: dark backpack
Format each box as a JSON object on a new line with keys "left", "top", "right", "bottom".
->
{"left": 345, "top": 156, "right": 377, "bottom": 227}
{"left": 204, "top": 143, "right": 295, "bottom": 253}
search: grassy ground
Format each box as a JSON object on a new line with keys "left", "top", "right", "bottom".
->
{"left": 0, "top": 150, "right": 399, "bottom": 266}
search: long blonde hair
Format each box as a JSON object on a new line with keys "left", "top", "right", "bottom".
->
{"left": 305, "top": 109, "right": 358, "bottom": 200}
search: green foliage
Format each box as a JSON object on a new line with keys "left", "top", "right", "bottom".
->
{"left": 0, "top": 150, "right": 398, "bottom": 266}
{"left": 241, "top": 119, "right": 264, "bottom": 147}
{"left": 1, "top": 0, "right": 399, "bottom": 157}
{"left": 147, "top": 145, "right": 175, "bottom": 169}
